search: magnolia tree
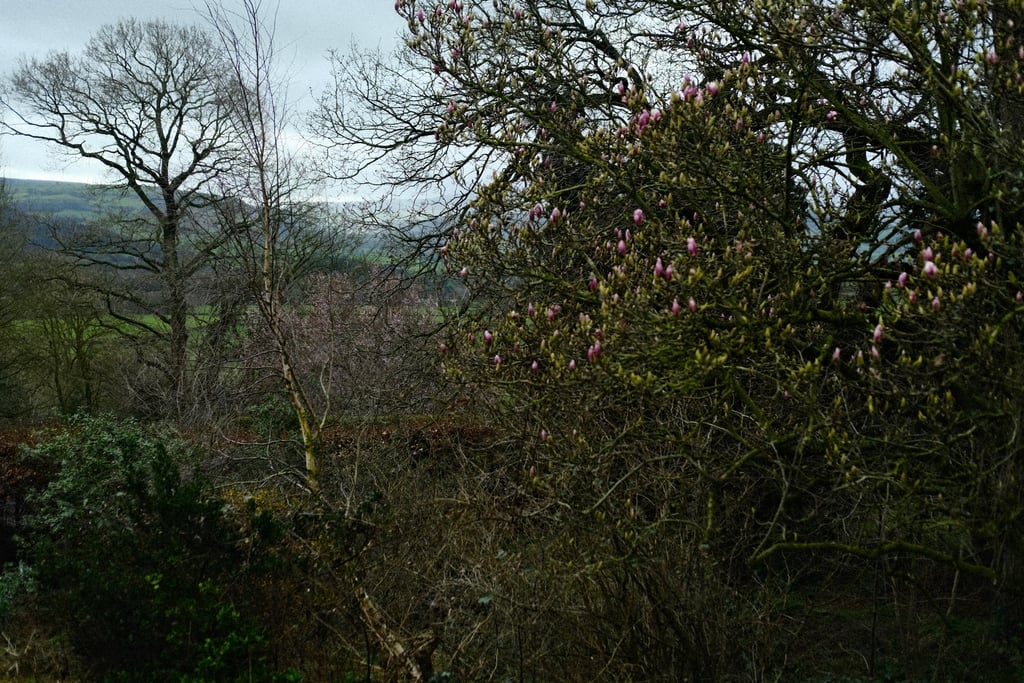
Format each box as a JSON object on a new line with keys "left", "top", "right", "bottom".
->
{"left": 320, "top": 0, "right": 1024, "bottom": 677}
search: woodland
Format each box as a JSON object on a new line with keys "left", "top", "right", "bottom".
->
{"left": 1, "top": 0, "right": 1024, "bottom": 680}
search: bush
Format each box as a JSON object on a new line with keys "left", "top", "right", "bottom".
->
{"left": 17, "top": 414, "right": 293, "bottom": 682}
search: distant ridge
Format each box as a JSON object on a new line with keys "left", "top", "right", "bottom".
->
{"left": 2, "top": 176, "right": 146, "bottom": 222}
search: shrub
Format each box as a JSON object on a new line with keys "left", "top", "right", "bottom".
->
{"left": 17, "top": 414, "right": 293, "bottom": 682}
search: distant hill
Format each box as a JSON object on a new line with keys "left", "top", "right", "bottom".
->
{"left": 2, "top": 177, "right": 148, "bottom": 223}
{"left": 1, "top": 176, "right": 450, "bottom": 274}
{"left": 0, "top": 177, "right": 395, "bottom": 268}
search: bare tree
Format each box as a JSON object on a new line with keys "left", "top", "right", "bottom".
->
{"left": 202, "top": 0, "right": 333, "bottom": 491}
{"left": 1, "top": 19, "right": 240, "bottom": 418}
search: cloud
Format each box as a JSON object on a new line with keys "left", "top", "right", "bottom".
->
{"left": 0, "top": 1, "right": 404, "bottom": 185}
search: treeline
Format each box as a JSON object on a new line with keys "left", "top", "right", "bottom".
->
{"left": 3, "top": 0, "right": 1024, "bottom": 680}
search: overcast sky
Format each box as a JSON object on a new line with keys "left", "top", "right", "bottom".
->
{"left": 0, "top": 0, "right": 406, "bottom": 183}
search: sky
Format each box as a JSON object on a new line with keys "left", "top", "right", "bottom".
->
{"left": 0, "top": 0, "right": 406, "bottom": 183}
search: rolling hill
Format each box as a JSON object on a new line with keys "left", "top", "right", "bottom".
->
{"left": 2, "top": 176, "right": 147, "bottom": 222}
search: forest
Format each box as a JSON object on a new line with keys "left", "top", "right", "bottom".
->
{"left": 1, "top": 0, "right": 1023, "bottom": 680}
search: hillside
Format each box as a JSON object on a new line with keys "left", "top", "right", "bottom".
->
{"left": 0, "top": 176, "right": 417, "bottom": 273}
{"left": 2, "top": 176, "right": 146, "bottom": 222}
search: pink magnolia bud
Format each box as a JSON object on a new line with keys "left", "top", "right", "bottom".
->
{"left": 687, "top": 236, "right": 698, "bottom": 256}
{"left": 484, "top": 330, "right": 493, "bottom": 344}
{"left": 531, "top": 360, "right": 539, "bottom": 372}
{"left": 665, "top": 264, "right": 673, "bottom": 280}
{"left": 617, "top": 239, "right": 627, "bottom": 254}
{"left": 633, "top": 208, "right": 644, "bottom": 226}
{"left": 913, "top": 229, "right": 923, "bottom": 243}
{"left": 832, "top": 347, "right": 842, "bottom": 362}
{"left": 931, "top": 296, "right": 940, "bottom": 311}
{"left": 568, "top": 359, "right": 576, "bottom": 370}
{"left": 655, "top": 257, "right": 665, "bottom": 278}
{"left": 527, "top": 303, "right": 536, "bottom": 316}
{"left": 689, "top": 297, "right": 697, "bottom": 313}
{"left": 494, "top": 354, "right": 502, "bottom": 366}
{"left": 897, "top": 271, "right": 908, "bottom": 288}
{"left": 671, "top": 298, "right": 681, "bottom": 315}
{"left": 873, "top": 323, "right": 883, "bottom": 345}
{"left": 589, "top": 276, "right": 599, "bottom": 291}
{"left": 921, "top": 246, "right": 933, "bottom": 261}
{"left": 923, "top": 260, "right": 938, "bottom": 279}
